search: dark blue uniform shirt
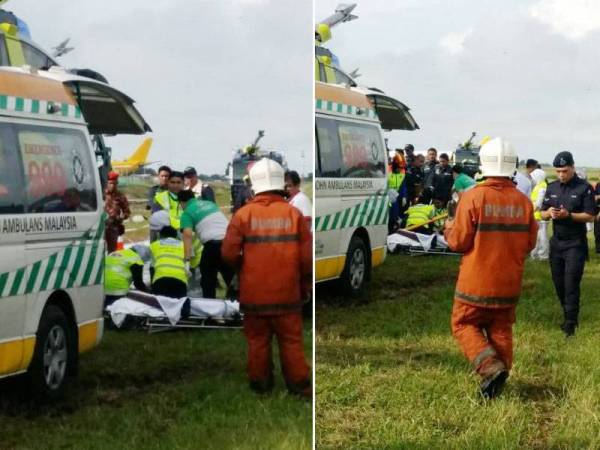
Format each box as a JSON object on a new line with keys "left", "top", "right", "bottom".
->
{"left": 541, "top": 175, "right": 595, "bottom": 240}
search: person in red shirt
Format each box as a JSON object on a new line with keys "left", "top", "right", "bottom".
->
{"left": 222, "top": 158, "right": 312, "bottom": 397}
{"left": 104, "top": 171, "right": 131, "bottom": 253}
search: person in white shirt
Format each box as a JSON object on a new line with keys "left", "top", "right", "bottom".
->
{"left": 183, "top": 166, "right": 216, "bottom": 203}
{"left": 514, "top": 170, "right": 532, "bottom": 197}
{"left": 285, "top": 170, "right": 312, "bottom": 229}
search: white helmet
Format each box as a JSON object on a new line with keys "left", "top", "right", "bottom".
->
{"left": 149, "top": 210, "right": 171, "bottom": 231}
{"left": 530, "top": 168, "right": 546, "bottom": 186}
{"left": 479, "top": 137, "right": 518, "bottom": 178}
{"left": 131, "top": 244, "right": 152, "bottom": 263}
{"left": 249, "top": 158, "right": 285, "bottom": 195}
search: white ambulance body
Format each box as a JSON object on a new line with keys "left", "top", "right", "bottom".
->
{"left": 315, "top": 81, "right": 418, "bottom": 296}
{"left": 0, "top": 66, "right": 149, "bottom": 398}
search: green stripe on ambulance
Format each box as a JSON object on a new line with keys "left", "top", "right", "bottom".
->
{"left": 315, "top": 193, "right": 389, "bottom": 232}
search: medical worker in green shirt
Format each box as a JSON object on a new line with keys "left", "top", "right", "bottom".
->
{"left": 178, "top": 190, "right": 234, "bottom": 298}
{"left": 452, "top": 164, "right": 476, "bottom": 196}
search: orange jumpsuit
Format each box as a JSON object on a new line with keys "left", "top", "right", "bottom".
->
{"left": 444, "top": 178, "right": 537, "bottom": 379}
{"left": 221, "top": 193, "right": 312, "bottom": 394}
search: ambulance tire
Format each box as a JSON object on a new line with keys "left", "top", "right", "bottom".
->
{"left": 27, "top": 305, "right": 73, "bottom": 401}
{"left": 340, "top": 236, "right": 369, "bottom": 298}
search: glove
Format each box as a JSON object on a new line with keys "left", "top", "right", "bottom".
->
{"left": 184, "top": 262, "right": 192, "bottom": 279}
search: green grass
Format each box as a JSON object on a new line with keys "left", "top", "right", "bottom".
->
{"left": 0, "top": 178, "right": 312, "bottom": 450}
{"left": 316, "top": 249, "right": 600, "bottom": 449}
{"left": 0, "top": 326, "right": 312, "bottom": 450}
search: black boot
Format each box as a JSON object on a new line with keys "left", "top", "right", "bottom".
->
{"left": 480, "top": 370, "right": 509, "bottom": 400}
{"left": 562, "top": 321, "right": 577, "bottom": 337}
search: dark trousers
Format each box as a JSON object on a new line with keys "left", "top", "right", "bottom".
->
{"left": 549, "top": 238, "right": 587, "bottom": 324}
{"left": 152, "top": 278, "right": 187, "bottom": 298}
{"left": 200, "top": 240, "right": 234, "bottom": 299}
{"left": 388, "top": 200, "right": 400, "bottom": 233}
{"left": 243, "top": 313, "right": 310, "bottom": 394}
{"left": 594, "top": 219, "right": 600, "bottom": 253}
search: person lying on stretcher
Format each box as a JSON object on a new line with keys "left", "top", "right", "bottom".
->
{"left": 403, "top": 189, "right": 436, "bottom": 234}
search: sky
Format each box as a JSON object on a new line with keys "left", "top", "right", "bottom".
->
{"left": 316, "top": 0, "right": 600, "bottom": 167}
{"left": 10, "top": 0, "right": 312, "bottom": 175}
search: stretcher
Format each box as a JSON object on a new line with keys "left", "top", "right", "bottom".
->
{"left": 387, "top": 229, "right": 461, "bottom": 256}
{"left": 105, "top": 290, "right": 243, "bottom": 333}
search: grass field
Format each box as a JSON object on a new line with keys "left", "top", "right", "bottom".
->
{"left": 0, "top": 177, "right": 313, "bottom": 450}
{"left": 316, "top": 247, "right": 600, "bottom": 449}
{"left": 1, "top": 326, "right": 312, "bottom": 450}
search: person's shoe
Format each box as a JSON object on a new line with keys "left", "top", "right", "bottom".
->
{"left": 480, "top": 370, "right": 509, "bottom": 400}
{"left": 249, "top": 377, "right": 274, "bottom": 395}
{"left": 562, "top": 321, "right": 577, "bottom": 337}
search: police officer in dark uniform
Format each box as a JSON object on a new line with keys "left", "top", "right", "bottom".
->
{"left": 541, "top": 151, "right": 595, "bottom": 336}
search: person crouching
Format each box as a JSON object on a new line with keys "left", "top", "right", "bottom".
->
{"left": 149, "top": 225, "right": 188, "bottom": 299}
{"left": 221, "top": 158, "right": 312, "bottom": 398}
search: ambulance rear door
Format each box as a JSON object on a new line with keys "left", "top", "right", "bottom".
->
{"left": 38, "top": 68, "right": 152, "bottom": 135}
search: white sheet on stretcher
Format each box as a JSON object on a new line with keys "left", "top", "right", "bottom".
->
{"left": 106, "top": 296, "right": 240, "bottom": 327}
{"left": 386, "top": 232, "right": 448, "bottom": 252}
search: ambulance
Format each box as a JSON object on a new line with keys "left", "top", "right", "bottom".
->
{"left": 315, "top": 81, "right": 418, "bottom": 296}
{"left": 0, "top": 66, "right": 150, "bottom": 398}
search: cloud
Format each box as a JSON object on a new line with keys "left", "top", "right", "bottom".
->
{"left": 439, "top": 29, "right": 472, "bottom": 55}
{"left": 8, "top": 1, "right": 312, "bottom": 175}
{"left": 530, "top": 0, "right": 600, "bottom": 40}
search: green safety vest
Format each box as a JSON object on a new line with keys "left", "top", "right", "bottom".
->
{"left": 150, "top": 238, "right": 188, "bottom": 285}
{"left": 531, "top": 180, "right": 547, "bottom": 221}
{"left": 190, "top": 237, "right": 203, "bottom": 269}
{"left": 406, "top": 204, "right": 435, "bottom": 228}
{"left": 104, "top": 248, "right": 143, "bottom": 296}
{"left": 388, "top": 172, "right": 405, "bottom": 190}
{"left": 154, "top": 190, "right": 183, "bottom": 230}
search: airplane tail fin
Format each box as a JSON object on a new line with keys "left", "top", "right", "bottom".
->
{"left": 127, "top": 138, "right": 153, "bottom": 164}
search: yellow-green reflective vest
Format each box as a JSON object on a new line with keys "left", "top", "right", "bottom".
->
{"left": 406, "top": 204, "right": 435, "bottom": 228}
{"left": 150, "top": 238, "right": 188, "bottom": 285}
{"left": 388, "top": 172, "right": 405, "bottom": 190}
{"left": 531, "top": 180, "right": 547, "bottom": 221}
{"left": 190, "top": 237, "right": 203, "bottom": 269}
{"left": 104, "top": 248, "right": 143, "bottom": 296}
{"left": 154, "top": 191, "right": 183, "bottom": 230}
{"left": 434, "top": 208, "right": 447, "bottom": 229}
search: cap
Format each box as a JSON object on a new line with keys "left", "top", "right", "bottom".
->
{"left": 404, "top": 144, "right": 415, "bottom": 152}
{"left": 553, "top": 151, "right": 574, "bottom": 168}
{"left": 149, "top": 210, "right": 171, "bottom": 231}
{"left": 107, "top": 171, "right": 119, "bottom": 181}
{"left": 183, "top": 166, "right": 197, "bottom": 177}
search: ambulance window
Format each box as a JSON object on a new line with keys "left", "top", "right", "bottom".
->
{"left": 316, "top": 117, "right": 342, "bottom": 177}
{"left": 15, "top": 125, "right": 98, "bottom": 213}
{"left": 20, "top": 41, "right": 54, "bottom": 69}
{"left": 332, "top": 68, "right": 354, "bottom": 86}
{"left": 337, "top": 122, "right": 386, "bottom": 178}
{"left": 0, "top": 35, "right": 8, "bottom": 66}
{"left": 0, "top": 124, "right": 25, "bottom": 214}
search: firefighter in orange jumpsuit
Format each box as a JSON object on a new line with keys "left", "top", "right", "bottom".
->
{"left": 444, "top": 138, "right": 538, "bottom": 399}
{"left": 221, "top": 158, "right": 312, "bottom": 397}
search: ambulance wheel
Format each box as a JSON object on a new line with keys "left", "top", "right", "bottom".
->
{"left": 27, "top": 305, "right": 72, "bottom": 400}
{"left": 341, "top": 236, "right": 369, "bottom": 298}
